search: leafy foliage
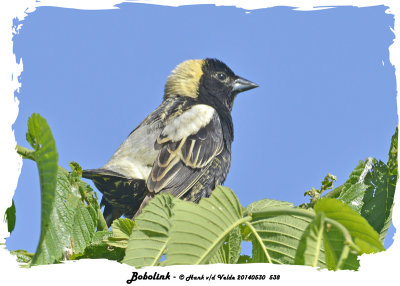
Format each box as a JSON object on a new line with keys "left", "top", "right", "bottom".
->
{"left": 315, "top": 198, "right": 384, "bottom": 253}
{"left": 9, "top": 114, "right": 398, "bottom": 271}
{"left": 320, "top": 219, "right": 359, "bottom": 270}
{"left": 31, "top": 166, "right": 100, "bottom": 265}
{"left": 15, "top": 114, "right": 107, "bottom": 266}
{"left": 295, "top": 212, "right": 325, "bottom": 267}
{"left": 164, "top": 186, "right": 244, "bottom": 266}
{"left": 303, "top": 173, "right": 337, "bottom": 206}
{"left": 245, "top": 198, "right": 293, "bottom": 213}
{"left": 362, "top": 160, "right": 395, "bottom": 242}
{"left": 219, "top": 226, "right": 242, "bottom": 264}
{"left": 70, "top": 231, "right": 125, "bottom": 261}
{"left": 337, "top": 127, "right": 398, "bottom": 243}
{"left": 248, "top": 201, "right": 323, "bottom": 266}
{"left": 4, "top": 200, "right": 16, "bottom": 234}
{"left": 105, "top": 218, "right": 135, "bottom": 249}
{"left": 237, "top": 254, "right": 252, "bottom": 264}
{"left": 24, "top": 114, "right": 59, "bottom": 265}
{"left": 123, "top": 194, "right": 177, "bottom": 267}
{"left": 10, "top": 250, "right": 34, "bottom": 264}
{"left": 337, "top": 159, "right": 372, "bottom": 213}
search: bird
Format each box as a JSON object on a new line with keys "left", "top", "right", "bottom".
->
{"left": 82, "top": 58, "right": 258, "bottom": 226}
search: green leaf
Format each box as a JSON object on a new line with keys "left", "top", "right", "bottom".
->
{"left": 106, "top": 218, "right": 135, "bottom": 249}
{"left": 249, "top": 208, "right": 324, "bottom": 266}
{"left": 338, "top": 158, "right": 396, "bottom": 244}
{"left": 322, "top": 221, "right": 359, "bottom": 270}
{"left": 388, "top": 126, "right": 398, "bottom": 176}
{"left": 337, "top": 159, "right": 372, "bottom": 213}
{"left": 246, "top": 199, "right": 323, "bottom": 266}
{"left": 337, "top": 159, "right": 394, "bottom": 244}
{"left": 18, "top": 115, "right": 103, "bottom": 265}
{"left": 68, "top": 196, "right": 98, "bottom": 255}
{"left": 92, "top": 230, "right": 113, "bottom": 242}
{"left": 26, "top": 114, "right": 59, "bottom": 216}
{"left": 314, "top": 198, "right": 384, "bottom": 253}
{"left": 163, "top": 186, "right": 244, "bottom": 265}
{"left": 209, "top": 226, "right": 241, "bottom": 264}
{"left": 240, "top": 222, "right": 252, "bottom": 242}
{"left": 337, "top": 127, "right": 398, "bottom": 243}
{"left": 245, "top": 198, "right": 293, "bottom": 214}
{"left": 379, "top": 126, "right": 398, "bottom": 242}
{"left": 123, "top": 193, "right": 178, "bottom": 267}
{"left": 293, "top": 211, "right": 359, "bottom": 270}
{"left": 70, "top": 164, "right": 107, "bottom": 231}
{"left": 10, "top": 250, "right": 34, "bottom": 265}
{"left": 25, "top": 114, "right": 59, "bottom": 265}
{"left": 361, "top": 160, "right": 395, "bottom": 243}
{"left": 32, "top": 167, "right": 100, "bottom": 265}
{"left": 4, "top": 200, "right": 16, "bottom": 233}
{"left": 222, "top": 226, "right": 241, "bottom": 264}
{"left": 237, "top": 255, "right": 252, "bottom": 264}
{"left": 70, "top": 230, "right": 125, "bottom": 261}
{"left": 242, "top": 199, "right": 294, "bottom": 242}
{"left": 295, "top": 213, "right": 325, "bottom": 267}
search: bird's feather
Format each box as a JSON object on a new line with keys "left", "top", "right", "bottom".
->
{"left": 81, "top": 58, "right": 257, "bottom": 225}
{"left": 82, "top": 168, "right": 147, "bottom": 226}
{"left": 147, "top": 110, "right": 224, "bottom": 198}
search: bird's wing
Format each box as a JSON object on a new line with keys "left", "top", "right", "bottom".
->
{"left": 147, "top": 105, "right": 224, "bottom": 198}
{"left": 82, "top": 168, "right": 130, "bottom": 180}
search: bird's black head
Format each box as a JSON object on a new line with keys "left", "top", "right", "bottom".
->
{"left": 164, "top": 58, "right": 258, "bottom": 111}
{"left": 199, "top": 58, "right": 258, "bottom": 111}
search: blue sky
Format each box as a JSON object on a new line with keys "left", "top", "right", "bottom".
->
{"left": 7, "top": 4, "right": 397, "bottom": 254}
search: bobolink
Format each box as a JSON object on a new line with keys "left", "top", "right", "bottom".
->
{"left": 82, "top": 58, "right": 258, "bottom": 226}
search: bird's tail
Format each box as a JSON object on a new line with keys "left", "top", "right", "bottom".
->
{"left": 82, "top": 168, "right": 148, "bottom": 227}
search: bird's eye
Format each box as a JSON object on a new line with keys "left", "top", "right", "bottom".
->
{"left": 217, "top": 72, "right": 227, "bottom": 81}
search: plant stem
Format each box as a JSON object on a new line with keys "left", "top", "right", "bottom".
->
{"left": 323, "top": 184, "right": 344, "bottom": 199}
{"left": 197, "top": 216, "right": 252, "bottom": 264}
{"left": 324, "top": 218, "right": 360, "bottom": 253}
{"left": 251, "top": 207, "right": 316, "bottom": 220}
{"left": 16, "top": 145, "right": 36, "bottom": 161}
{"left": 336, "top": 245, "right": 350, "bottom": 270}
{"left": 302, "top": 185, "right": 345, "bottom": 209}
{"left": 245, "top": 221, "right": 272, "bottom": 263}
{"left": 97, "top": 209, "right": 108, "bottom": 231}
{"left": 312, "top": 214, "right": 324, "bottom": 268}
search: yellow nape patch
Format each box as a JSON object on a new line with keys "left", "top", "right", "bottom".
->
{"left": 164, "top": 59, "right": 205, "bottom": 99}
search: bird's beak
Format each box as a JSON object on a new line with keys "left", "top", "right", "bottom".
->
{"left": 232, "top": 76, "right": 259, "bottom": 93}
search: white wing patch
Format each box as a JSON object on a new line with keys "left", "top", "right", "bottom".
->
{"left": 161, "top": 104, "right": 215, "bottom": 142}
{"left": 103, "top": 122, "right": 162, "bottom": 180}
{"left": 101, "top": 104, "right": 215, "bottom": 181}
